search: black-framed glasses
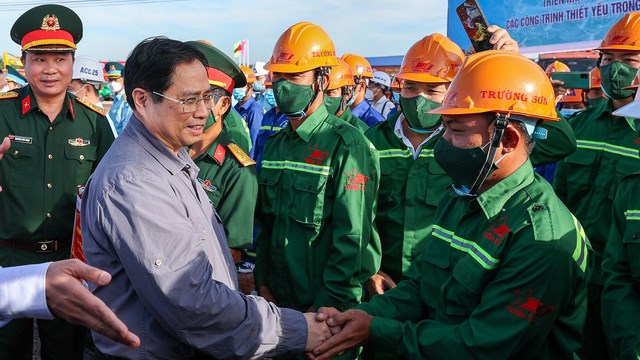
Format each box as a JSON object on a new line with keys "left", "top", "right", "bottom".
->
{"left": 151, "top": 91, "right": 215, "bottom": 113}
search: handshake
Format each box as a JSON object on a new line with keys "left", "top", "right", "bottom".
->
{"left": 303, "top": 307, "right": 373, "bottom": 360}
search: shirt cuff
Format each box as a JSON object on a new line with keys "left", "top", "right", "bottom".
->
{"left": 369, "top": 316, "right": 403, "bottom": 351}
{"left": 277, "top": 308, "right": 308, "bottom": 354}
{"left": 0, "top": 262, "right": 53, "bottom": 320}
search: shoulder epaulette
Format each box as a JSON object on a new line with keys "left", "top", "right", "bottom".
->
{"left": 0, "top": 91, "right": 19, "bottom": 100}
{"left": 75, "top": 97, "right": 106, "bottom": 116}
{"left": 227, "top": 143, "right": 256, "bottom": 167}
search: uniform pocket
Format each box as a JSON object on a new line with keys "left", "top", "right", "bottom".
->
{"left": 257, "top": 168, "right": 281, "bottom": 215}
{"left": 65, "top": 144, "right": 97, "bottom": 190}
{"left": 6, "top": 143, "right": 37, "bottom": 188}
{"left": 445, "top": 258, "right": 492, "bottom": 316}
{"left": 562, "top": 148, "right": 597, "bottom": 193}
{"left": 622, "top": 222, "right": 640, "bottom": 283}
{"left": 291, "top": 173, "right": 327, "bottom": 226}
{"left": 425, "top": 159, "right": 450, "bottom": 206}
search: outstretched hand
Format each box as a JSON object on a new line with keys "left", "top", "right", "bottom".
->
{"left": 46, "top": 259, "right": 140, "bottom": 348}
{"left": 307, "top": 308, "right": 372, "bottom": 360}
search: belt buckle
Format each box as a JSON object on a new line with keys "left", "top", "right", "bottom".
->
{"left": 35, "top": 240, "right": 56, "bottom": 253}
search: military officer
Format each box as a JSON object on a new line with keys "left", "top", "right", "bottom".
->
{"left": 186, "top": 41, "right": 258, "bottom": 288}
{"left": 0, "top": 4, "right": 114, "bottom": 359}
{"left": 105, "top": 61, "right": 132, "bottom": 135}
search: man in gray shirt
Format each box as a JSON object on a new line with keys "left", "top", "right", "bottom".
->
{"left": 81, "top": 37, "right": 330, "bottom": 359}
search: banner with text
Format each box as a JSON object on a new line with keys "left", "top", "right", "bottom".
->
{"left": 447, "top": 0, "right": 639, "bottom": 54}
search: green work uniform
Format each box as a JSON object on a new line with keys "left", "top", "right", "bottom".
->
{"left": 193, "top": 128, "right": 258, "bottom": 250}
{"left": 0, "top": 87, "right": 114, "bottom": 358}
{"left": 601, "top": 172, "right": 640, "bottom": 359}
{"left": 339, "top": 107, "right": 368, "bottom": 133}
{"left": 358, "top": 161, "right": 590, "bottom": 359}
{"left": 365, "top": 112, "right": 577, "bottom": 283}
{"left": 224, "top": 109, "right": 252, "bottom": 154}
{"left": 255, "top": 104, "right": 380, "bottom": 312}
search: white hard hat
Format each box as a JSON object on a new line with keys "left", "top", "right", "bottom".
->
{"left": 371, "top": 71, "right": 391, "bottom": 88}
{"left": 254, "top": 61, "right": 268, "bottom": 77}
{"left": 72, "top": 55, "right": 104, "bottom": 85}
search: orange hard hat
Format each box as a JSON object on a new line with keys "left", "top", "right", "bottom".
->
{"left": 340, "top": 53, "right": 374, "bottom": 78}
{"left": 430, "top": 50, "right": 559, "bottom": 121}
{"left": 391, "top": 75, "right": 402, "bottom": 91}
{"left": 327, "top": 58, "right": 355, "bottom": 90}
{"left": 589, "top": 67, "right": 602, "bottom": 89}
{"left": 395, "top": 33, "right": 465, "bottom": 84}
{"left": 624, "top": 68, "right": 640, "bottom": 90}
{"left": 596, "top": 12, "right": 640, "bottom": 51}
{"left": 240, "top": 65, "right": 256, "bottom": 84}
{"left": 545, "top": 61, "right": 570, "bottom": 75}
{"left": 264, "top": 22, "right": 337, "bottom": 73}
{"left": 560, "top": 88, "right": 584, "bottom": 103}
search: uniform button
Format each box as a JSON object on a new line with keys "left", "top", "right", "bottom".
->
{"left": 532, "top": 205, "right": 544, "bottom": 211}
{"left": 633, "top": 233, "right": 639, "bottom": 240}
{"left": 154, "top": 259, "right": 163, "bottom": 267}
{"left": 49, "top": 127, "right": 53, "bottom": 131}
{"left": 46, "top": 212, "right": 52, "bottom": 218}
{"left": 13, "top": 150, "right": 18, "bottom": 156}
{"left": 48, "top": 154, "right": 53, "bottom": 160}
{"left": 79, "top": 155, "right": 85, "bottom": 160}
{"left": 47, "top": 183, "right": 53, "bottom": 189}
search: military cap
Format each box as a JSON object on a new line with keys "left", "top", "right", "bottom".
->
{"left": 104, "top": 61, "right": 124, "bottom": 78}
{"left": 186, "top": 40, "right": 247, "bottom": 93}
{"left": 11, "top": 4, "right": 82, "bottom": 52}
{"left": 5, "top": 66, "right": 27, "bottom": 86}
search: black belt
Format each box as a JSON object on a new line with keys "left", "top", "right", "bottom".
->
{"left": 0, "top": 239, "right": 71, "bottom": 253}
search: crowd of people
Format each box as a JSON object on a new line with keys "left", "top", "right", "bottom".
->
{"left": 0, "top": 2, "right": 640, "bottom": 359}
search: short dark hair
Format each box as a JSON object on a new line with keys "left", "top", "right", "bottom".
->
{"left": 124, "top": 37, "right": 207, "bottom": 109}
{"left": 486, "top": 113, "right": 535, "bottom": 155}
{"left": 211, "top": 85, "right": 232, "bottom": 118}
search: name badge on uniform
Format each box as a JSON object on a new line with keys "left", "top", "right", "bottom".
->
{"left": 8, "top": 135, "right": 32, "bottom": 144}
{"left": 68, "top": 138, "right": 90, "bottom": 146}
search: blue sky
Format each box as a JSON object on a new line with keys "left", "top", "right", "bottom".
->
{"left": 0, "top": 0, "right": 448, "bottom": 64}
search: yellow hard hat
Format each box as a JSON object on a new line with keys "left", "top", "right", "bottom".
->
{"left": 340, "top": 53, "right": 373, "bottom": 78}
{"left": 395, "top": 33, "right": 465, "bottom": 84}
{"left": 264, "top": 22, "right": 337, "bottom": 73}
{"left": 596, "top": 12, "right": 640, "bottom": 51}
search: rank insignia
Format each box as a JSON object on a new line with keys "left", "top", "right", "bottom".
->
{"left": 197, "top": 178, "right": 217, "bottom": 193}
{"left": 68, "top": 138, "right": 90, "bottom": 146}
{"left": 213, "top": 143, "right": 226, "bottom": 165}
{"left": 227, "top": 143, "right": 256, "bottom": 167}
{"left": 22, "top": 95, "right": 31, "bottom": 115}
{"left": 75, "top": 97, "right": 106, "bottom": 116}
{"left": 0, "top": 92, "right": 18, "bottom": 100}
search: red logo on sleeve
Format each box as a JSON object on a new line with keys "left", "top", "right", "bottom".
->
{"left": 483, "top": 216, "right": 511, "bottom": 245}
{"left": 507, "top": 289, "right": 555, "bottom": 323}
{"left": 344, "top": 167, "right": 369, "bottom": 191}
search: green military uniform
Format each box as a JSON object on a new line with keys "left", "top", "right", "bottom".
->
{"left": 601, "top": 172, "right": 640, "bottom": 359}
{"left": 224, "top": 109, "right": 252, "bottom": 153}
{"left": 193, "top": 126, "right": 257, "bottom": 249}
{"left": 365, "top": 111, "right": 576, "bottom": 284}
{"left": 357, "top": 161, "right": 590, "bottom": 359}
{"left": 255, "top": 104, "right": 380, "bottom": 312}
{"left": 339, "top": 107, "right": 368, "bottom": 133}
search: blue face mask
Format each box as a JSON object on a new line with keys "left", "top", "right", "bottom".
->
{"left": 253, "top": 81, "right": 265, "bottom": 92}
{"left": 560, "top": 108, "right": 579, "bottom": 117}
{"left": 233, "top": 88, "right": 247, "bottom": 101}
{"left": 391, "top": 92, "right": 400, "bottom": 103}
{"left": 452, "top": 184, "right": 479, "bottom": 197}
{"left": 264, "top": 88, "right": 276, "bottom": 107}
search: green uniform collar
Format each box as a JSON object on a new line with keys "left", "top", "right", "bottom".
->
{"left": 476, "top": 161, "right": 535, "bottom": 219}
{"left": 198, "top": 129, "right": 232, "bottom": 165}
{"left": 18, "top": 85, "right": 75, "bottom": 120}
{"left": 284, "top": 103, "right": 329, "bottom": 142}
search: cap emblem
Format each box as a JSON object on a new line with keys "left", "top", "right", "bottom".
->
{"left": 41, "top": 14, "right": 60, "bottom": 31}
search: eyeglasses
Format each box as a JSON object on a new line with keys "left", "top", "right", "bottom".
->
{"left": 151, "top": 91, "right": 215, "bottom": 113}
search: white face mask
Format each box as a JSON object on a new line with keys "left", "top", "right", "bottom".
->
{"left": 0, "top": 85, "right": 9, "bottom": 93}
{"left": 365, "top": 88, "right": 374, "bottom": 101}
{"left": 108, "top": 81, "right": 123, "bottom": 95}
{"left": 70, "top": 84, "right": 88, "bottom": 98}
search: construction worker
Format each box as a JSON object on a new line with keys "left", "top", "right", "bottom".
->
{"left": 602, "top": 68, "right": 640, "bottom": 359}
{"left": 311, "top": 50, "right": 590, "bottom": 360}
{"left": 368, "top": 71, "right": 396, "bottom": 118}
{"left": 254, "top": 61, "right": 273, "bottom": 112}
{"left": 585, "top": 67, "right": 607, "bottom": 107}
{"left": 0, "top": 4, "right": 114, "bottom": 358}
{"left": 186, "top": 41, "right": 258, "bottom": 294}
{"left": 387, "top": 75, "right": 402, "bottom": 118}
{"left": 254, "top": 72, "right": 288, "bottom": 173}
{"left": 255, "top": 24, "right": 380, "bottom": 355}
{"left": 324, "top": 58, "right": 368, "bottom": 133}
{"left": 234, "top": 65, "right": 263, "bottom": 158}
{"left": 341, "top": 53, "right": 384, "bottom": 127}
{"left": 558, "top": 88, "right": 587, "bottom": 117}
{"left": 553, "top": 12, "right": 640, "bottom": 360}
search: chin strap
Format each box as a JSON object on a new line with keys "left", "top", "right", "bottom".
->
{"left": 287, "top": 68, "right": 329, "bottom": 119}
{"left": 469, "top": 114, "right": 509, "bottom": 194}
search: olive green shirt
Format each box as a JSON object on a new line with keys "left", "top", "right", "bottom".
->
{"left": 0, "top": 86, "right": 114, "bottom": 257}
{"left": 193, "top": 129, "right": 258, "bottom": 249}
{"left": 554, "top": 99, "right": 640, "bottom": 284}
{"left": 223, "top": 109, "right": 251, "bottom": 154}
{"left": 255, "top": 104, "right": 380, "bottom": 311}
{"left": 358, "top": 161, "right": 590, "bottom": 359}
{"left": 602, "top": 172, "right": 640, "bottom": 359}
